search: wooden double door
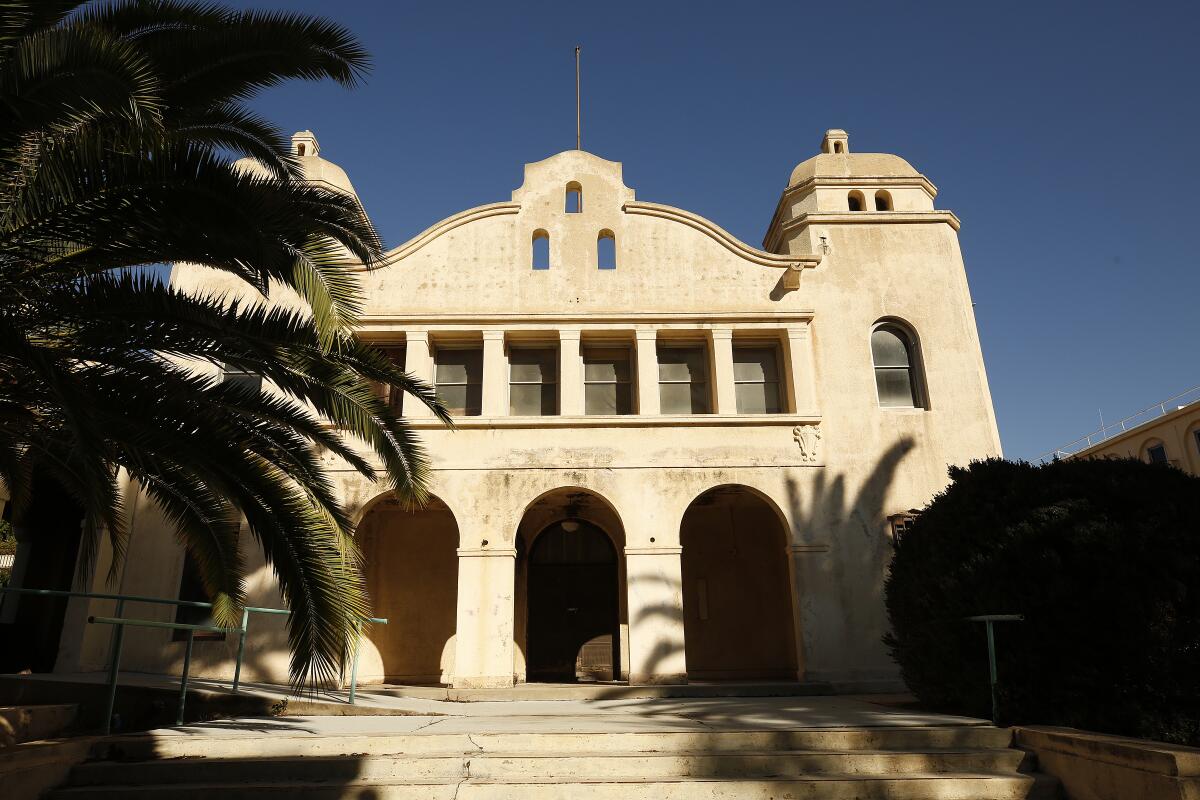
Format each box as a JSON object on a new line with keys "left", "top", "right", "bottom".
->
{"left": 526, "top": 520, "right": 619, "bottom": 682}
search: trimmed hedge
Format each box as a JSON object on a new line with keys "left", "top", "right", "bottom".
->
{"left": 884, "top": 457, "right": 1200, "bottom": 745}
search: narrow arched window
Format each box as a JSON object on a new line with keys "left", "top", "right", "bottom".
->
{"left": 297, "top": 144, "right": 306, "bottom": 156}
{"left": 871, "top": 323, "right": 923, "bottom": 408}
{"left": 597, "top": 230, "right": 615, "bottom": 270}
{"left": 833, "top": 141, "right": 844, "bottom": 153}
{"left": 848, "top": 191, "right": 865, "bottom": 212}
{"left": 565, "top": 182, "right": 582, "bottom": 213}
{"left": 532, "top": 230, "right": 550, "bottom": 270}
{"left": 875, "top": 190, "right": 892, "bottom": 211}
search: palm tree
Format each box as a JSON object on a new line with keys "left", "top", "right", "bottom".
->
{"left": 0, "top": 1, "right": 448, "bottom": 687}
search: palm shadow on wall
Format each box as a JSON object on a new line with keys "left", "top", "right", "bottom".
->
{"left": 623, "top": 437, "right": 915, "bottom": 687}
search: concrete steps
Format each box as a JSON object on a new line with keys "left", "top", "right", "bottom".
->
{"left": 50, "top": 725, "right": 1062, "bottom": 800}
{"left": 0, "top": 704, "right": 77, "bottom": 747}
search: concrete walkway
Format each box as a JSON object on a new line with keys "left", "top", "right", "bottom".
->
{"left": 129, "top": 695, "right": 989, "bottom": 739}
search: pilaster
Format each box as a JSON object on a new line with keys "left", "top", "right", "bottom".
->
{"left": 403, "top": 330, "right": 434, "bottom": 418}
{"left": 452, "top": 546, "right": 516, "bottom": 688}
{"left": 634, "top": 329, "right": 660, "bottom": 416}
{"left": 784, "top": 323, "right": 818, "bottom": 414}
{"left": 624, "top": 546, "right": 688, "bottom": 684}
{"left": 558, "top": 328, "right": 582, "bottom": 416}
{"left": 481, "top": 330, "right": 507, "bottom": 417}
{"left": 708, "top": 328, "right": 736, "bottom": 414}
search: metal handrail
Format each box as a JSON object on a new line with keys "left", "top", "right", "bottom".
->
{"left": 1036, "top": 385, "right": 1200, "bottom": 463}
{"left": 0, "top": 586, "right": 387, "bottom": 731}
{"left": 87, "top": 615, "right": 227, "bottom": 731}
{"left": 967, "top": 614, "right": 1023, "bottom": 724}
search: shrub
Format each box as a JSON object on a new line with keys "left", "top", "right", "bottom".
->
{"left": 885, "top": 457, "right": 1200, "bottom": 745}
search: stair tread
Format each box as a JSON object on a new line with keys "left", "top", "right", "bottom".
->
{"left": 55, "top": 771, "right": 1041, "bottom": 788}
{"left": 80, "top": 747, "right": 1020, "bottom": 761}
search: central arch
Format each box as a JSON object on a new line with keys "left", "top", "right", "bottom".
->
{"left": 515, "top": 487, "right": 628, "bottom": 683}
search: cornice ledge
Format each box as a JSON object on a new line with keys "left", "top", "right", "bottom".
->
{"left": 370, "top": 202, "right": 522, "bottom": 268}
{"left": 623, "top": 200, "right": 821, "bottom": 271}
{"left": 358, "top": 310, "right": 817, "bottom": 326}
{"left": 783, "top": 174, "right": 939, "bottom": 198}
{"left": 400, "top": 413, "right": 823, "bottom": 430}
{"left": 784, "top": 210, "right": 961, "bottom": 232}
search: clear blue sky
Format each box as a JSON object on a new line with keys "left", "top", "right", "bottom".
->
{"left": 226, "top": 0, "right": 1198, "bottom": 461}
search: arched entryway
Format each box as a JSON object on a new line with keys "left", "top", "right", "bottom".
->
{"left": 356, "top": 494, "right": 459, "bottom": 685}
{"left": 515, "top": 488, "right": 627, "bottom": 683}
{"left": 680, "top": 485, "right": 798, "bottom": 680}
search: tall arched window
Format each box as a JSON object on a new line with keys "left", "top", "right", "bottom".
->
{"left": 565, "top": 182, "right": 582, "bottom": 213}
{"left": 597, "top": 230, "right": 615, "bottom": 270}
{"left": 874, "top": 190, "right": 892, "bottom": 211}
{"left": 532, "top": 230, "right": 550, "bottom": 270}
{"left": 871, "top": 322, "right": 924, "bottom": 408}
{"left": 848, "top": 191, "right": 865, "bottom": 212}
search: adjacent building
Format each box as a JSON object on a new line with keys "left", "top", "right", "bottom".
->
{"left": 1048, "top": 388, "right": 1200, "bottom": 475}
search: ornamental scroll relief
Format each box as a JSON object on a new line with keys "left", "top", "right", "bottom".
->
{"left": 792, "top": 423, "right": 822, "bottom": 463}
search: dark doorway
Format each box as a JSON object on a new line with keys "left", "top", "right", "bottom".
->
{"left": 527, "top": 520, "right": 618, "bottom": 682}
{"left": 0, "top": 476, "right": 85, "bottom": 673}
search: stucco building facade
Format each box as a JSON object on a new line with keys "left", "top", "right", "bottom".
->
{"left": 53, "top": 129, "right": 1001, "bottom": 691}
{"left": 1058, "top": 391, "right": 1200, "bottom": 475}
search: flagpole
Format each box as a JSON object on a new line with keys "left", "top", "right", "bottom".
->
{"left": 575, "top": 46, "right": 581, "bottom": 150}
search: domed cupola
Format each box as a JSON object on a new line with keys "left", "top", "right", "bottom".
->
{"left": 764, "top": 129, "right": 950, "bottom": 254}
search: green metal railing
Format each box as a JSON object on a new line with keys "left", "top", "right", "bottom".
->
{"left": 966, "top": 613, "right": 1024, "bottom": 724}
{"left": 0, "top": 586, "right": 386, "bottom": 733}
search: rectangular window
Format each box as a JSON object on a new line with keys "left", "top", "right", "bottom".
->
{"left": 583, "top": 346, "right": 633, "bottom": 415}
{"left": 509, "top": 346, "right": 558, "bottom": 416}
{"left": 375, "top": 345, "right": 406, "bottom": 415}
{"left": 174, "top": 551, "right": 225, "bottom": 641}
{"left": 434, "top": 347, "right": 483, "bottom": 416}
{"left": 733, "top": 345, "right": 782, "bottom": 414}
{"left": 1147, "top": 444, "right": 1168, "bottom": 464}
{"left": 658, "top": 345, "right": 710, "bottom": 414}
{"left": 221, "top": 363, "right": 262, "bottom": 394}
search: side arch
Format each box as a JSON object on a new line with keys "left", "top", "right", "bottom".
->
{"left": 679, "top": 484, "right": 799, "bottom": 680}
{"left": 355, "top": 492, "right": 460, "bottom": 685}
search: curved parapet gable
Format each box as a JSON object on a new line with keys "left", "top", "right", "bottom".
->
{"left": 624, "top": 202, "right": 811, "bottom": 269}
{"left": 375, "top": 203, "right": 521, "bottom": 267}
{"left": 359, "top": 150, "right": 823, "bottom": 316}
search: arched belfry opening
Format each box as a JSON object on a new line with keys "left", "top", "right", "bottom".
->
{"left": 515, "top": 488, "right": 628, "bottom": 683}
{"left": 356, "top": 494, "right": 459, "bottom": 685}
{"left": 680, "top": 485, "right": 798, "bottom": 680}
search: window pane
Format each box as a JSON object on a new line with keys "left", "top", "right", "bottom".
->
{"left": 876, "top": 367, "right": 916, "bottom": 407}
{"left": 435, "top": 349, "right": 482, "bottom": 385}
{"left": 438, "top": 384, "right": 471, "bottom": 416}
{"left": 1148, "top": 445, "right": 1168, "bottom": 464}
{"left": 509, "top": 348, "right": 556, "bottom": 382}
{"left": 583, "top": 348, "right": 630, "bottom": 383}
{"left": 660, "top": 382, "right": 710, "bottom": 414}
{"left": 223, "top": 372, "right": 262, "bottom": 394}
{"left": 733, "top": 347, "right": 778, "bottom": 382}
{"left": 510, "top": 383, "right": 556, "bottom": 416}
{"left": 585, "top": 383, "right": 617, "bottom": 415}
{"left": 387, "top": 387, "right": 404, "bottom": 415}
{"left": 736, "top": 381, "right": 781, "bottom": 414}
{"left": 658, "top": 347, "right": 707, "bottom": 383}
{"left": 659, "top": 382, "right": 693, "bottom": 414}
{"left": 871, "top": 328, "right": 911, "bottom": 368}
{"left": 585, "top": 382, "right": 633, "bottom": 415}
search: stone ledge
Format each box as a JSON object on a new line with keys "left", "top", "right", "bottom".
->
{"left": 1015, "top": 725, "right": 1200, "bottom": 800}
